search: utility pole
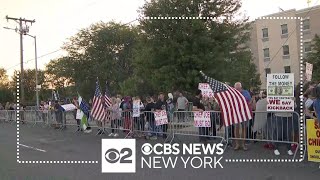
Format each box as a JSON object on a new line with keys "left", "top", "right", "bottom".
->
{"left": 5, "top": 16, "right": 35, "bottom": 105}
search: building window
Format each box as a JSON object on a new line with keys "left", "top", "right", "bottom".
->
{"left": 304, "top": 42, "right": 312, "bottom": 52}
{"left": 262, "top": 28, "right": 268, "bottom": 38}
{"left": 284, "top": 66, "right": 291, "bottom": 73}
{"left": 281, "top": 24, "right": 288, "bottom": 35}
{"left": 265, "top": 68, "right": 271, "bottom": 77}
{"left": 263, "top": 48, "right": 270, "bottom": 58}
{"left": 283, "top": 45, "right": 290, "bottom": 55}
{"left": 302, "top": 19, "right": 310, "bottom": 30}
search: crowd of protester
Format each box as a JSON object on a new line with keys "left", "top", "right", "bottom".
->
{"left": 1, "top": 81, "right": 319, "bottom": 157}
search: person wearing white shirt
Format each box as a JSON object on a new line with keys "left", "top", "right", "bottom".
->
{"left": 177, "top": 92, "right": 188, "bottom": 122}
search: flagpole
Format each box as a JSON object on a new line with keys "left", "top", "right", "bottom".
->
{"left": 96, "top": 77, "right": 101, "bottom": 92}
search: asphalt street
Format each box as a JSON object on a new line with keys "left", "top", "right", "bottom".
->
{"left": 0, "top": 122, "right": 319, "bottom": 180}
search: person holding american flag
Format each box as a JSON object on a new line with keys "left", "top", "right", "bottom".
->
{"left": 200, "top": 71, "right": 252, "bottom": 149}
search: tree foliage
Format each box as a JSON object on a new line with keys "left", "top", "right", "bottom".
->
{"left": 130, "top": 0, "right": 260, "bottom": 94}
{"left": 0, "top": 68, "right": 13, "bottom": 104}
{"left": 11, "top": 69, "right": 47, "bottom": 104}
{"left": 306, "top": 34, "right": 320, "bottom": 81}
{"left": 46, "top": 22, "right": 139, "bottom": 99}
{"left": 45, "top": 0, "right": 260, "bottom": 98}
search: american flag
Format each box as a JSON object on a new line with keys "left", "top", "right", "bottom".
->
{"left": 104, "top": 81, "right": 112, "bottom": 108}
{"left": 91, "top": 80, "right": 106, "bottom": 121}
{"left": 200, "top": 71, "right": 252, "bottom": 126}
{"left": 103, "top": 81, "right": 112, "bottom": 122}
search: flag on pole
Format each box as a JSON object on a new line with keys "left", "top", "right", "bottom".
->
{"left": 104, "top": 81, "right": 112, "bottom": 108}
{"left": 78, "top": 95, "right": 90, "bottom": 130}
{"left": 200, "top": 71, "right": 252, "bottom": 126}
{"left": 52, "top": 90, "right": 60, "bottom": 101}
{"left": 103, "top": 81, "right": 112, "bottom": 122}
{"left": 91, "top": 79, "right": 106, "bottom": 121}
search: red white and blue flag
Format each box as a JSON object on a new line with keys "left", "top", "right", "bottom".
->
{"left": 91, "top": 80, "right": 106, "bottom": 121}
{"left": 200, "top": 71, "right": 252, "bottom": 126}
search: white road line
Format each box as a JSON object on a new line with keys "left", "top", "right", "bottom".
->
{"left": 18, "top": 144, "right": 47, "bottom": 152}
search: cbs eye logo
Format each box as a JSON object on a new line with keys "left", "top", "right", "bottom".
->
{"left": 101, "top": 139, "right": 136, "bottom": 173}
{"left": 141, "top": 143, "right": 153, "bottom": 155}
{"left": 105, "top": 148, "right": 132, "bottom": 163}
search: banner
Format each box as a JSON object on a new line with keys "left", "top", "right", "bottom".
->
{"left": 307, "top": 119, "right": 320, "bottom": 162}
{"left": 132, "top": 100, "right": 141, "bottom": 118}
{"left": 154, "top": 110, "right": 168, "bottom": 126}
{"left": 61, "top": 104, "right": 77, "bottom": 112}
{"left": 194, "top": 111, "right": 211, "bottom": 127}
{"left": 306, "top": 62, "right": 313, "bottom": 82}
{"left": 267, "top": 73, "right": 294, "bottom": 111}
{"left": 198, "top": 83, "right": 214, "bottom": 98}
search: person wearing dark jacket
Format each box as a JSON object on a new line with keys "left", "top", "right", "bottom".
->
{"left": 192, "top": 89, "right": 209, "bottom": 143}
{"left": 154, "top": 92, "right": 168, "bottom": 139}
{"left": 144, "top": 96, "right": 156, "bottom": 140}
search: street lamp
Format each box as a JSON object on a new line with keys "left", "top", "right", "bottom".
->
{"left": 25, "top": 34, "right": 40, "bottom": 110}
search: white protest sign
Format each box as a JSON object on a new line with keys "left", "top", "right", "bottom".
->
{"left": 306, "top": 62, "right": 313, "bottom": 82}
{"left": 193, "top": 111, "right": 211, "bottom": 127}
{"left": 154, "top": 110, "right": 168, "bottom": 126}
{"left": 61, "top": 104, "right": 77, "bottom": 112}
{"left": 198, "top": 83, "right": 214, "bottom": 98}
{"left": 267, "top": 73, "right": 294, "bottom": 112}
{"left": 76, "top": 109, "right": 82, "bottom": 119}
{"left": 132, "top": 100, "right": 140, "bottom": 117}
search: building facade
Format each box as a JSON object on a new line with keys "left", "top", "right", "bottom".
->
{"left": 250, "top": 5, "right": 320, "bottom": 88}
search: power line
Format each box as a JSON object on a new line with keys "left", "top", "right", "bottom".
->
{"left": 5, "top": 49, "right": 62, "bottom": 71}
{"left": 265, "top": 0, "right": 320, "bottom": 68}
{"left": 4, "top": 18, "right": 138, "bottom": 72}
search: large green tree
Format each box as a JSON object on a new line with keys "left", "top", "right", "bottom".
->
{"left": 130, "top": 0, "right": 260, "bottom": 94}
{"left": 46, "top": 22, "right": 139, "bottom": 99}
{"left": 306, "top": 34, "right": 320, "bottom": 81}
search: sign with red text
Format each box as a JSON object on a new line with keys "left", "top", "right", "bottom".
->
{"left": 194, "top": 111, "right": 211, "bottom": 127}
{"left": 267, "top": 73, "right": 294, "bottom": 111}
{"left": 306, "top": 119, "right": 320, "bottom": 162}
{"left": 198, "top": 83, "right": 214, "bottom": 98}
{"left": 306, "top": 62, "right": 313, "bottom": 82}
{"left": 154, "top": 110, "right": 168, "bottom": 126}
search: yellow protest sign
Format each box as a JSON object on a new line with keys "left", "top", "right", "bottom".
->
{"left": 307, "top": 119, "right": 320, "bottom": 162}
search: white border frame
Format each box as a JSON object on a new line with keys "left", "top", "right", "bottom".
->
{"left": 16, "top": 16, "right": 305, "bottom": 164}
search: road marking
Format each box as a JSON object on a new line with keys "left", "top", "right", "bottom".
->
{"left": 39, "top": 138, "right": 66, "bottom": 143}
{"left": 18, "top": 144, "right": 46, "bottom": 152}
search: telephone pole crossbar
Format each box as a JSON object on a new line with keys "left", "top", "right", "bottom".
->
{"left": 5, "top": 16, "right": 35, "bottom": 106}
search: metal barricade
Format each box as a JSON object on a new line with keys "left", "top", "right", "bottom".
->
{"left": 227, "top": 111, "right": 302, "bottom": 158}
{"left": 7, "top": 110, "right": 16, "bottom": 123}
{"left": 130, "top": 110, "right": 172, "bottom": 142}
{"left": 171, "top": 111, "right": 226, "bottom": 145}
{"left": 100, "top": 110, "right": 132, "bottom": 138}
{"left": 0, "top": 110, "right": 8, "bottom": 122}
